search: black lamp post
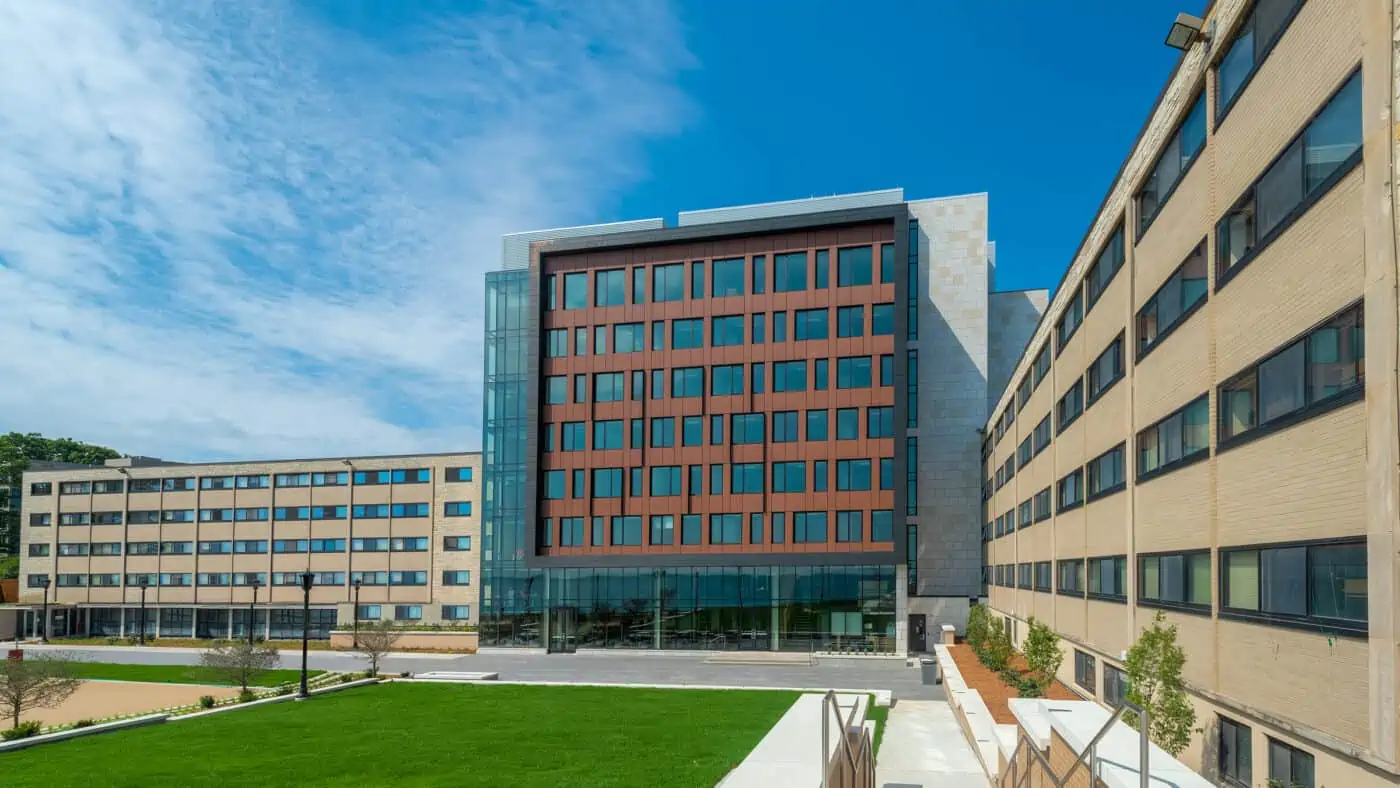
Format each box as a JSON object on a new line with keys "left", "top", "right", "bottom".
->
{"left": 137, "top": 576, "right": 149, "bottom": 646}
{"left": 298, "top": 572, "right": 314, "bottom": 699}
{"left": 247, "top": 577, "right": 262, "bottom": 646}
{"left": 40, "top": 576, "right": 51, "bottom": 644}
{"left": 352, "top": 578, "right": 363, "bottom": 648}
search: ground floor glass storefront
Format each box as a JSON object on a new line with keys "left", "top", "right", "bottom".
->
{"left": 479, "top": 564, "right": 897, "bottom": 653}
{"left": 18, "top": 607, "right": 337, "bottom": 640}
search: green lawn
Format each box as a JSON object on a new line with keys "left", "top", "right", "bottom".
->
{"left": 2, "top": 683, "right": 796, "bottom": 787}
{"left": 867, "top": 696, "right": 889, "bottom": 756}
{"left": 68, "top": 661, "right": 322, "bottom": 687}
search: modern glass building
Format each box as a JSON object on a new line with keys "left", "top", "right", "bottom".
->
{"left": 480, "top": 190, "right": 1044, "bottom": 653}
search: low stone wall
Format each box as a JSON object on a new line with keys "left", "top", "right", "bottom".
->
{"left": 328, "top": 630, "right": 477, "bottom": 652}
{"left": 934, "top": 644, "right": 1009, "bottom": 783}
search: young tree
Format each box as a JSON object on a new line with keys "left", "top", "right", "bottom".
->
{"left": 1124, "top": 612, "right": 1196, "bottom": 757}
{"left": 980, "top": 618, "right": 1013, "bottom": 671}
{"left": 355, "top": 621, "right": 402, "bottom": 676}
{"left": 1022, "top": 617, "right": 1063, "bottom": 694}
{"left": 200, "top": 641, "right": 281, "bottom": 693}
{"left": 0, "top": 653, "right": 82, "bottom": 728}
{"left": 965, "top": 604, "right": 989, "bottom": 651}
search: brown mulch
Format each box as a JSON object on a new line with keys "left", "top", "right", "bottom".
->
{"left": 948, "top": 643, "right": 1079, "bottom": 724}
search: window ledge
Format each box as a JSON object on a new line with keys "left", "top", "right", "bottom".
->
{"left": 1216, "top": 150, "right": 1363, "bottom": 293}
{"left": 1035, "top": 513, "right": 1052, "bottom": 524}
{"left": 1216, "top": 385, "right": 1364, "bottom": 455}
{"left": 1085, "top": 482, "right": 1126, "bottom": 505}
{"left": 1219, "top": 609, "right": 1367, "bottom": 638}
{"left": 1136, "top": 296, "right": 1208, "bottom": 365}
{"left": 1137, "top": 599, "right": 1212, "bottom": 617}
{"left": 1056, "top": 500, "right": 1084, "bottom": 516}
{"left": 1135, "top": 447, "right": 1210, "bottom": 486}
{"left": 1086, "top": 593, "right": 1127, "bottom": 605}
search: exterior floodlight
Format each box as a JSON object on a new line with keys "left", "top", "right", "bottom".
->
{"left": 1165, "top": 13, "right": 1204, "bottom": 51}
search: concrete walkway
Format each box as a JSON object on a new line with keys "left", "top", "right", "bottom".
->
{"left": 718, "top": 692, "right": 867, "bottom": 788}
{"left": 876, "top": 700, "right": 988, "bottom": 787}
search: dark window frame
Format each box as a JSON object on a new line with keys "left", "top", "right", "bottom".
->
{"left": 1136, "top": 90, "right": 1208, "bottom": 240}
{"left": 1216, "top": 69, "right": 1363, "bottom": 291}
{"left": 1218, "top": 716, "right": 1253, "bottom": 788}
{"left": 1136, "top": 393, "right": 1211, "bottom": 483}
{"left": 1266, "top": 737, "right": 1316, "bottom": 788}
{"left": 1136, "top": 239, "right": 1209, "bottom": 362}
{"left": 1056, "top": 467, "right": 1084, "bottom": 514}
{"left": 1056, "top": 380, "right": 1084, "bottom": 433}
{"left": 1087, "top": 554, "right": 1128, "bottom": 603}
{"left": 1137, "top": 548, "right": 1213, "bottom": 615}
{"left": 1083, "top": 222, "right": 1126, "bottom": 311}
{"left": 1074, "top": 650, "right": 1097, "bottom": 694}
{"left": 1085, "top": 443, "right": 1127, "bottom": 503}
{"left": 1219, "top": 536, "right": 1368, "bottom": 636}
{"left": 1216, "top": 300, "right": 1364, "bottom": 453}
{"left": 1085, "top": 333, "right": 1125, "bottom": 408}
{"left": 1214, "top": 0, "right": 1309, "bottom": 126}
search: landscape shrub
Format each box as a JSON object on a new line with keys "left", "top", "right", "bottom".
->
{"left": 237, "top": 690, "right": 256, "bottom": 704}
{"left": 72, "top": 719, "right": 95, "bottom": 729}
{"left": 979, "top": 620, "right": 1012, "bottom": 672}
{"left": 965, "top": 604, "right": 989, "bottom": 651}
{"left": 999, "top": 668, "right": 1042, "bottom": 698}
{"left": 198, "top": 695, "right": 216, "bottom": 709}
{"left": 1022, "top": 617, "right": 1064, "bottom": 695}
{"left": 1, "top": 721, "right": 43, "bottom": 741}
{"left": 274, "top": 686, "right": 292, "bottom": 696}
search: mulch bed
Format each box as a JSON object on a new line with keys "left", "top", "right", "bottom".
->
{"left": 947, "top": 643, "right": 1079, "bottom": 725}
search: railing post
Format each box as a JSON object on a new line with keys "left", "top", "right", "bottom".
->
{"left": 1139, "top": 705, "right": 1150, "bottom": 788}
{"left": 821, "top": 691, "right": 830, "bottom": 788}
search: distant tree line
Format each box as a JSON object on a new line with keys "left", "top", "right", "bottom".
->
{"left": 0, "top": 432, "right": 121, "bottom": 561}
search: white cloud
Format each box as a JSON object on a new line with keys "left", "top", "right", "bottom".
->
{"left": 0, "top": 0, "right": 691, "bottom": 461}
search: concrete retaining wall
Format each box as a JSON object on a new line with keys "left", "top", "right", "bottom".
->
{"left": 328, "top": 630, "right": 477, "bottom": 652}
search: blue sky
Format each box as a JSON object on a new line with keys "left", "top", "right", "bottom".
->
{"left": 0, "top": 0, "right": 1195, "bottom": 460}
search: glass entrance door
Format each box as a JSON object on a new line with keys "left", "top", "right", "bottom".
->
{"left": 548, "top": 606, "right": 577, "bottom": 654}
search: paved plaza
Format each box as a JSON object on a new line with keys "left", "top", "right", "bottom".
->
{"left": 22, "top": 644, "right": 946, "bottom": 700}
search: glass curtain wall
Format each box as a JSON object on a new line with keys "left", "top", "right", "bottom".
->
{"left": 546, "top": 565, "right": 895, "bottom": 653}
{"left": 480, "top": 270, "right": 545, "bottom": 647}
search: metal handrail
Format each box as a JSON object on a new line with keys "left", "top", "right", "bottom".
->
{"left": 819, "top": 690, "right": 873, "bottom": 788}
{"left": 1002, "top": 700, "right": 1150, "bottom": 788}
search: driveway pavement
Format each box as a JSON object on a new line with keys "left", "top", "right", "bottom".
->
{"left": 20, "top": 644, "right": 946, "bottom": 699}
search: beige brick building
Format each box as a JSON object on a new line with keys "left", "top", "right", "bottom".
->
{"left": 981, "top": 0, "right": 1399, "bottom": 785}
{"left": 16, "top": 452, "right": 480, "bottom": 640}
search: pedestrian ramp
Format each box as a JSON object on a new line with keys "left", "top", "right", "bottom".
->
{"left": 718, "top": 692, "right": 873, "bottom": 787}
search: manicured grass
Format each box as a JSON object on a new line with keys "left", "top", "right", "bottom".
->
{"left": 867, "top": 696, "right": 889, "bottom": 756}
{"left": 1, "top": 683, "right": 796, "bottom": 787}
{"left": 68, "top": 661, "right": 322, "bottom": 687}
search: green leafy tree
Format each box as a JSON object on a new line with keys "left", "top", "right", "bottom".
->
{"left": 0, "top": 433, "right": 120, "bottom": 554}
{"left": 1124, "top": 612, "right": 1196, "bottom": 757}
{"left": 965, "top": 604, "right": 989, "bottom": 651}
{"left": 1022, "top": 617, "right": 1063, "bottom": 694}
{"left": 979, "top": 618, "right": 1012, "bottom": 672}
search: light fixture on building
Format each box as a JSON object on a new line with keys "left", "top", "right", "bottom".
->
{"left": 1165, "top": 12, "right": 1205, "bottom": 51}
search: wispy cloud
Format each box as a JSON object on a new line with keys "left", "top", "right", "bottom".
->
{"left": 0, "top": 0, "right": 691, "bottom": 461}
